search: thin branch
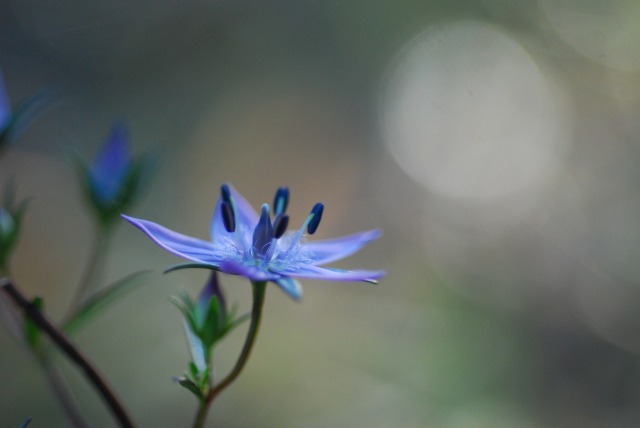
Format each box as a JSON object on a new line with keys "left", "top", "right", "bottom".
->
{"left": 66, "top": 224, "right": 108, "bottom": 316}
{"left": 1, "top": 291, "right": 87, "bottom": 427}
{"left": 0, "top": 278, "right": 135, "bottom": 428}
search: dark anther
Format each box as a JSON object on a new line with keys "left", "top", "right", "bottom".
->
{"left": 221, "top": 201, "right": 236, "bottom": 232}
{"left": 220, "top": 184, "right": 232, "bottom": 204}
{"left": 307, "top": 203, "right": 324, "bottom": 235}
{"left": 273, "top": 187, "right": 289, "bottom": 216}
{"left": 273, "top": 214, "right": 289, "bottom": 239}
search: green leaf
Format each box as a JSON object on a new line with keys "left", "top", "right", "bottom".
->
{"left": 164, "top": 263, "right": 219, "bottom": 274}
{"left": 182, "top": 319, "right": 207, "bottom": 373}
{"left": 222, "top": 311, "right": 251, "bottom": 338}
{"left": 199, "top": 367, "right": 210, "bottom": 389}
{"left": 170, "top": 291, "right": 201, "bottom": 334}
{"left": 0, "top": 88, "right": 55, "bottom": 156}
{"left": 201, "top": 296, "right": 221, "bottom": 347}
{"left": 189, "top": 361, "right": 199, "bottom": 379}
{"left": 62, "top": 270, "right": 149, "bottom": 333}
{"left": 6, "top": 89, "right": 56, "bottom": 143}
{"left": 175, "top": 376, "right": 204, "bottom": 400}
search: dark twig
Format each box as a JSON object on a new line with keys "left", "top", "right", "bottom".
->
{"left": 0, "top": 278, "right": 135, "bottom": 428}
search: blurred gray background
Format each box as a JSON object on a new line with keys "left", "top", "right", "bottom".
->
{"left": 2, "top": 0, "right": 640, "bottom": 426}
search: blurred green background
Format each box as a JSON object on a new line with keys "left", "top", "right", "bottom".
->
{"left": 2, "top": 0, "right": 640, "bottom": 426}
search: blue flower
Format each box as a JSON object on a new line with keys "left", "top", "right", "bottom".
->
{"left": 123, "top": 184, "right": 384, "bottom": 299}
{"left": 89, "top": 121, "right": 132, "bottom": 205}
{"left": 81, "top": 121, "right": 145, "bottom": 225}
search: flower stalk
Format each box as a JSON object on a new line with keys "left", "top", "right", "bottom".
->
{"left": 65, "top": 223, "right": 110, "bottom": 318}
{"left": 192, "top": 281, "right": 267, "bottom": 428}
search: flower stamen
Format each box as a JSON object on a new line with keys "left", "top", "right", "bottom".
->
{"left": 273, "top": 187, "right": 289, "bottom": 216}
{"left": 220, "top": 202, "right": 235, "bottom": 233}
{"left": 306, "top": 203, "right": 324, "bottom": 235}
{"left": 272, "top": 213, "right": 289, "bottom": 239}
{"left": 287, "top": 202, "right": 324, "bottom": 252}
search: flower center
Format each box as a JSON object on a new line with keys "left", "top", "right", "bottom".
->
{"left": 220, "top": 185, "right": 324, "bottom": 268}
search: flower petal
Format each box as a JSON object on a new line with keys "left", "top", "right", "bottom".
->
{"left": 302, "top": 229, "right": 382, "bottom": 265}
{"left": 286, "top": 265, "right": 385, "bottom": 282}
{"left": 122, "top": 214, "right": 219, "bottom": 264}
{"left": 91, "top": 122, "right": 131, "bottom": 203}
{"left": 273, "top": 277, "right": 303, "bottom": 300}
{"left": 210, "top": 184, "right": 258, "bottom": 243}
{"left": 218, "top": 260, "right": 280, "bottom": 282}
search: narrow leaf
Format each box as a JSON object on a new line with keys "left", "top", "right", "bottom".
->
{"left": 182, "top": 319, "right": 207, "bottom": 374}
{"left": 175, "top": 376, "right": 204, "bottom": 400}
{"left": 62, "top": 270, "right": 149, "bottom": 333}
{"left": 223, "top": 311, "right": 251, "bottom": 337}
{"left": 164, "top": 263, "right": 219, "bottom": 274}
{"left": 6, "top": 88, "right": 57, "bottom": 143}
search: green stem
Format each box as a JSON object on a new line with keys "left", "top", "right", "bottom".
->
{"left": 192, "top": 396, "right": 210, "bottom": 428}
{"left": 66, "top": 224, "right": 109, "bottom": 318}
{"left": 192, "top": 281, "right": 267, "bottom": 428}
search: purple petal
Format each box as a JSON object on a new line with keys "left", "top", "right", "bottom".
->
{"left": 273, "top": 277, "right": 303, "bottom": 300}
{"left": 91, "top": 122, "right": 131, "bottom": 203}
{"left": 122, "top": 214, "right": 218, "bottom": 264}
{"left": 286, "top": 266, "right": 385, "bottom": 282}
{"left": 210, "top": 184, "right": 258, "bottom": 243}
{"left": 302, "top": 229, "right": 382, "bottom": 265}
{"left": 218, "top": 260, "right": 280, "bottom": 281}
{"left": 197, "top": 271, "right": 226, "bottom": 319}
{"left": 0, "top": 69, "right": 10, "bottom": 130}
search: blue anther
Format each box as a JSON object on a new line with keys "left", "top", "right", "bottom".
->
{"left": 306, "top": 203, "right": 324, "bottom": 235}
{"left": 221, "top": 201, "right": 236, "bottom": 232}
{"left": 273, "top": 213, "right": 289, "bottom": 239}
{"left": 273, "top": 187, "right": 289, "bottom": 216}
{"left": 220, "top": 184, "right": 232, "bottom": 204}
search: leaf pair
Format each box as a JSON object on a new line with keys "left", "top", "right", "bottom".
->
{"left": 171, "top": 277, "right": 249, "bottom": 399}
